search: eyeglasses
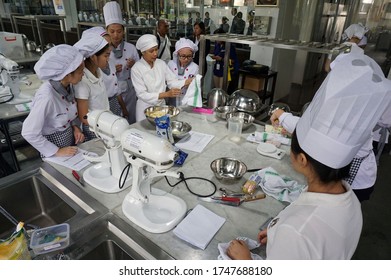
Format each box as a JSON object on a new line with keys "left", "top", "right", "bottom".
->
{"left": 178, "top": 55, "right": 193, "bottom": 60}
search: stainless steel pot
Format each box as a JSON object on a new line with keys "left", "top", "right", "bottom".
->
{"left": 207, "top": 88, "right": 228, "bottom": 109}
{"left": 25, "top": 41, "right": 36, "bottom": 52}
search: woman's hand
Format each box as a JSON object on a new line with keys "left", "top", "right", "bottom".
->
{"left": 184, "top": 77, "right": 194, "bottom": 88}
{"left": 115, "top": 64, "right": 123, "bottom": 73}
{"left": 168, "top": 88, "right": 181, "bottom": 98}
{"left": 258, "top": 229, "right": 268, "bottom": 245}
{"left": 227, "top": 240, "right": 252, "bottom": 260}
{"left": 126, "top": 58, "right": 135, "bottom": 68}
{"left": 55, "top": 146, "right": 78, "bottom": 157}
{"left": 270, "top": 109, "right": 285, "bottom": 126}
{"left": 73, "top": 126, "right": 85, "bottom": 144}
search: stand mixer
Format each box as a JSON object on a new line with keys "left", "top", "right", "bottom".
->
{"left": 121, "top": 128, "right": 187, "bottom": 233}
{"left": 82, "top": 110, "right": 132, "bottom": 193}
{"left": 0, "top": 54, "right": 32, "bottom": 104}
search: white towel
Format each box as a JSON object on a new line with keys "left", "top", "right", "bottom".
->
{"left": 182, "top": 74, "right": 202, "bottom": 108}
{"left": 173, "top": 204, "right": 225, "bottom": 250}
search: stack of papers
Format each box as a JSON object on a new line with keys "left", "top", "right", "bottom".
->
{"left": 173, "top": 205, "right": 225, "bottom": 250}
{"left": 43, "top": 148, "right": 96, "bottom": 171}
{"left": 175, "top": 131, "right": 214, "bottom": 153}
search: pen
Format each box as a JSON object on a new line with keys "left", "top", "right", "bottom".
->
{"left": 72, "top": 170, "right": 85, "bottom": 187}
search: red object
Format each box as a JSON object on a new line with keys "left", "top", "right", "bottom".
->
{"left": 72, "top": 170, "right": 84, "bottom": 186}
{"left": 212, "top": 196, "right": 241, "bottom": 202}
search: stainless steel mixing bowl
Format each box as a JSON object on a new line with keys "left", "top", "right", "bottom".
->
{"left": 228, "top": 89, "right": 263, "bottom": 114}
{"left": 214, "top": 105, "right": 238, "bottom": 119}
{"left": 171, "top": 121, "right": 192, "bottom": 139}
{"left": 207, "top": 88, "right": 228, "bottom": 109}
{"left": 210, "top": 158, "right": 247, "bottom": 181}
{"left": 144, "top": 105, "right": 180, "bottom": 125}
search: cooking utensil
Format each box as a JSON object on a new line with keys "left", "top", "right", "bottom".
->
{"left": 214, "top": 105, "right": 237, "bottom": 119}
{"left": 228, "top": 89, "right": 263, "bottom": 115}
{"left": 226, "top": 111, "right": 255, "bottom": 130}
{"left": 171, "top": 120, "right": 192, "bottom": 139}
{"left": 199, "top": 193, "right": 266, "bottom": 207}
{"left": 72, "top": 170, "right": 85, "bottom": 187}
{"left": 207, "top": 88, "right": 228, "bottom": 109}
{"left": 144, "top": 105, "right": 180, "bottom": 125}
{"left": 210, "top": 157, "right": 247, "bottom": 182}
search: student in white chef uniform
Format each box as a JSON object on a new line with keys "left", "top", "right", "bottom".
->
{"left": 103, "top": 1, "right": 140, "bottom": 124}
{"left": 21, "top": 45, "right": 85, "bottom": 157}
{"left": 271, "top": 46, "right": 385, "bottom": 202}
{"left": 81, "top": 26, "right": 127, "bottom": 117}
{"left": 167, "top": 38, "right": 199, "bottom": 106}
{"left": 227, "top": 51, "right": 391, "bottom": 260}
{"left": 73, "top": 32, "right": 111, "bottom": 141}
{"left": 131, "top": 34, "right": 194, "bottom": 121}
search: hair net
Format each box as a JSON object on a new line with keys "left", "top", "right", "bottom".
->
{"left": 136, "top": 34, "right": 158, "bottom": 52}
{"left": 34, "top": 44, "right": 83, "bottom": 81}
{"left": 82, "top": 26, "right": 107, "bottom": 38}
{"left": 173, "top": 38, "right": 198, "bottom": 56}
{"left": 74, "top": 32, "right": 108, "bottom": 58}
{"left": 342, "top": 23, "right": 369, "bottom": 41}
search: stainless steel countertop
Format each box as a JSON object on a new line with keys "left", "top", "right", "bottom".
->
{"left": 46, "top": 108, "right": 305, "bottom": 260}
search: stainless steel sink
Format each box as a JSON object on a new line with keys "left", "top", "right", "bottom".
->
{"left": 80, "top": 240, "right": 133, "bottom": 260}
{"left": 0, "top": 163, "right": 106, "bottom": 239}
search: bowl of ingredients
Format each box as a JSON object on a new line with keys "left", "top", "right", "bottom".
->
{"left": 171, "top": 121, "right": 192, "bottom": 140}
{"left": 214, "top": 105, "right": 238, "bottom": 119}
{"left": 210, "top": 157, "right": 247, "bottom": 182}
{"left": 144, "top": 105, "right": 180, "bottom": 125}
{"left": 226, "top": 111, "right": 255, "bottom": 130}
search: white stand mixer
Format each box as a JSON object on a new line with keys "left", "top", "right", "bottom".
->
{"left": 121, "top": 128, "right": 187, "bottom": 233}
{"left": 83, "top": 110, "right": 132, "bottom": 193}
{"left": 0, "top": 54, "right": 32, "bottom": 104}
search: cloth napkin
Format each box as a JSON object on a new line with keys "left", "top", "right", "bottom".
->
{"left": 182, "top": 74, "right": 203, "bottom": 108}
{"left": 173, "top": 204, "right": 225, "bottom": 250}
{"left": 217, "top": 237, "right": 263, "bottom": 260}
{"left": 255, "top": 167, "right": 306, "bottom": 203}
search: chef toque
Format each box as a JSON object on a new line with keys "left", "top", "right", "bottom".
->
{"left": 173, "top": 38, "right": 198, "bottom": 57}
{"left": 136, "top": 34, "right": 158, "bottom": 52}
{"left": 74, "top": 32, "right": 108, "bottom": 58}
{"left": 296, "top": 52, "right": 391, "bottom": 169}
{"left": 103, "top": 1, "right": 123, "bottom": 27}
{"left": 82, "top": 26, "right": 107, "bottom": 38}
{"left": 34, "top": 44, "right": 83, "bottom": 81}
{"left": 342, "top": 23, "right": 369, "bottom": 41}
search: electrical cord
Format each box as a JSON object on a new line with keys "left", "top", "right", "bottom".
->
{"left": 119, "top": 162, "right": 131, "bottom": 190}
{"left": 165, "top": 172, "right": 217, "bottom": 198}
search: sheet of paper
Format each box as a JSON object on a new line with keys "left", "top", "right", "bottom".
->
{"left": 15, "top": 102, "right": 32, "bottom": 112}
{"left": 175, "top": 131, "right": 214, "bottom": 153}
{"left": 43, "top": 148, "right": 96, "bottom": 171}
{"left": 173, "top": 204, "right": 226, "bottom": 250}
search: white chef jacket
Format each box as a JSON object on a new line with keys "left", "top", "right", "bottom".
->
{"left": 167, "top": 60, "right": 199, "bottom": 104}
{"left": 266, "top": 182, "right": 362, "bottom": 259}
{"left": 109, "top": 41, "right": 139, "bottom": 93}
{"left": 102, "top": 60, "right": 120, "bottom": 98}
{"left": 131, "top": 57, "right": 186, "bottom": 121}
{"left": 278, "top": 112, "right": 376, "bottom": 190}
{"left": 21, "top": 82, "right": 78, "bottom": 157}
{"left": 74, "top": 68, "right": 110, "bottom": 112}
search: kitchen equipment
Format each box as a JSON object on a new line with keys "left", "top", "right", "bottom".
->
{"left": 45, "top": 43, "right": 55, "bottom": 51}
{"left": 210, "top": 157, "right": 247, "bottom": 182}
{"left": 214, "top": 105, "right": 237, "bottom": 119}
{"left": 226, "top": 111, "right": 255, "bottom": 130}
{"left": 171, "top": 120, "right": 192, "bottom": 140}
{"left": 207, "top": 88, "right": 228, "bottom": 109}
{"left": 25, "top": 41, "right": 36, "bottom": 52}
{"left": 228, "top": 89, "right": 263, "bottom": 115}
{"left": 30, "top": 223, "right": 70, "bottom": 255}
{"left": 144, "top": 105, "right": 180, "bottom": 125}
{"left": 227, "top": 116, "right": 243, "bottom": 143}
{"left": 199, "top": 193, "right": 266, "bottom": 206}
{"left": 256, "top": 142, "right": 285, "bottom": 160}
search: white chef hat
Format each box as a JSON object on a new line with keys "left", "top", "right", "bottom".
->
{"left": 136, "top": 34, "right": 158, "bottom": 53}
{"left": 103, "top": 1, "right": 123, "bottom": 27}
{"left": 34, "top": 44, "right": 83, "bottom": 81}
{"left": 296, "top": 52, "right": 391, "bottom": 169}
{"left": 173, "top": 38, "right": 198, "bottom": 56}
{"left": 74, "top": 32, "right": 108, "bottom": 58}
{"left": 342, "top": 23, "right": 369, "bottom": 41}
{"left": 82, "top": 26, "right": 107, "bottom": 38}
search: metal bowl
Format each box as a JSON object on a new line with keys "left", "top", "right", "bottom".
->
{"left": 268, "top": 102, "right": 291, "bottom": 116}
{"left": 214, "top": 105, "right": 238, "bottom": 119}
{"left": 210, "top": 157, "right": 247, "bottom": 181}
{"left": 207, "top": 88, "right": 228, "bottom": 109}
{"left": 226, "top": 112, "right": 255, "bottom": 130}
{"left": 144, "top": 105, "right": 180, "bottom": 125}
{"left": 228, "top": 89, "right": 263, "bottom": 114}
{"left": 171, "top": 121, "right": 192, "bottom": 139}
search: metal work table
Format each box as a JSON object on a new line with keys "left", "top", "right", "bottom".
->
{"left": 198, "top": 33, "right": 350, "bottom": 91}
{"left": 76, "top": 22, "right": 156, "bottom": 42}
{"left": 46, "top": 108, "right": 305, "bottom": 259}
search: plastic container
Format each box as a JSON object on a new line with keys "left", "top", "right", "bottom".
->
{"left": 29, "top": 223, "right": 70, "bottom": 255}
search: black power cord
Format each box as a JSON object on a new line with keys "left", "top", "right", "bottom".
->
{"left": 165, "top": 172, "right": 217, "bottom": 198}
{"left": 119, "top": 163, "right": 131, "bottom": 190}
